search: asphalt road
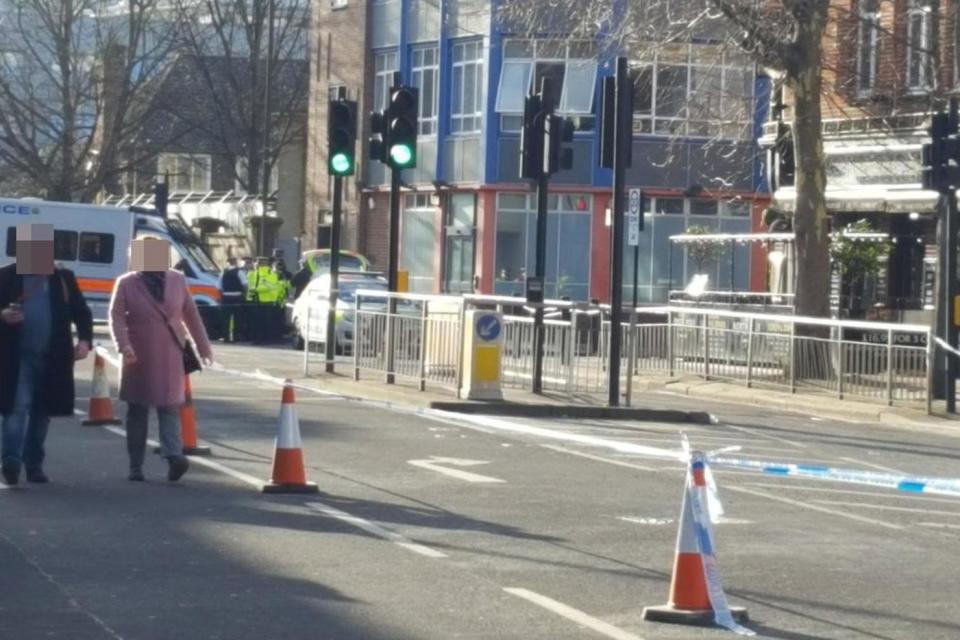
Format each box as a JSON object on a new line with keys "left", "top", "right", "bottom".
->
{"left": 3, "top": 339, "right": 960, "bottom": 640}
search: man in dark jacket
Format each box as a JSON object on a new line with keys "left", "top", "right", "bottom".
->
{"left": 218, "top": 257, "right": 245, "bottom": 341}
{"left": 0, "top": 223, "right": 92, "bottom": 485}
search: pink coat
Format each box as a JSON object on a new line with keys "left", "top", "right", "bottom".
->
{"left": 109, "top": 270, "right": 213, "bottom": 407}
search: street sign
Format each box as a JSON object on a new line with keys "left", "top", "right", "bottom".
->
{"left": 628, "top": 188, "right": 641, "bottom": 246}
{"left": 476, "top": 313, "right": 502, "bottom": 342}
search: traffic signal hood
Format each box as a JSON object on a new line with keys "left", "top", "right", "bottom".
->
{"left": 520, "top": 94, "right": 545, "bottom": 180}
{"left": 328, "top": 99, "right": 357, "bottom": 177}
{"left": 922, "top": 112, "right": 960, "bottom": 192}
{"left": 544, "top": 114, "right": 575, "bottom": 175}
{"left": 387, "top": 87, "right": 418, "bottom": 169}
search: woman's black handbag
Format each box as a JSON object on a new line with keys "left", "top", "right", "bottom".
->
{"left": 182, "top": 339, "right": 202, "bottom": 375}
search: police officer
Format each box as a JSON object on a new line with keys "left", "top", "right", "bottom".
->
{"left": 291, "top": 258, "right": 311, "bottom": 300}
{"left": 218, "top": 258, "right": 245, "bottom": 342}
{"left": 246, "top": 258, "right": 282, "bottom": 344}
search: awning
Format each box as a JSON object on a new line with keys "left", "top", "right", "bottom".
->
{"left": 773, "top": 186, "right": 939, "bottom": 215}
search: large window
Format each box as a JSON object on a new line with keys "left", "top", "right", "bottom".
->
{"left": 450, "top": 40, "right": 483, "bottom": 134}
{"left": 857, "top": 0, "right": 879, "bottom": 94}
{"left": 495, "top": 39, "right": 597, "bottom": 131}
{"left": 632, "top": 44, "right": 754, "bottom": 139}
{"left": 401, "top": 193, "right": 436, "bottom": 293}
{"left": 623, "top": 196, "right": 752, "bottom": 303}
{"left": 234, "top": 157, "right": 279, "bottom": 194}
{"left": 411, "top": 46, "right": 439, "bottom": 135}
{"left": 494, "top": 192, "right": 592, "bottom": 301}
{"left": 374, "top": 50, "right": 399, "bottom": 111}
{"left": 157, "top": 153, "right": 212, "bottom": 192}
{"left": 906, "top": 0, "right": 933, "bottom": 92}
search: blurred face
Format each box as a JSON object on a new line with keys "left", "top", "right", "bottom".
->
{"left": 15, "top": 223, "right": 54, "bottom": 275}
{"left": 130, "top": 237, "right": 170, "bottom": 271}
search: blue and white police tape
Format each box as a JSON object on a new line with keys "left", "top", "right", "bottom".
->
{"left": 687, "top": 452, "right": 755, "bottom": 636}
{"left": 708, "top": 455, "right": 960, "bottom": 498}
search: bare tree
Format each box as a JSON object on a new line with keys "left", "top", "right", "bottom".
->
{"left": 166, "top": 0, "right": 309, "bottom": 196}
{"left": 498, "top": 0, "right": 901, "bottom": 319}
{"left": 0, "top": 0, "right": 176, "bottom": 201}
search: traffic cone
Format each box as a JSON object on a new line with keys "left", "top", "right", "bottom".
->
{"left": 179, "top": 376, "right": 211, "bottom": 456}
{"left": 81, "top": 353, "right": 121, "bottom": 426}
{"left": 153, "top": 375, "right": 212, "bottom": 456}
{"left": 262, "top": 380, "right": 318, "bottom": 494}
{"left": 642, "top": 454, "right": 748, "bottom": 626}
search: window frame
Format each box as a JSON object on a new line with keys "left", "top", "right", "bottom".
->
{"left": 450, "top": 39, "right": 484, "bottom": 135}
{"left": 906, "top": 1, "right": 934, "bottom": 93}
{"left": 374, "top": 49, "right": 399, "bottom": 112}
{"left": 856, "top": 0, "right": 880, "bottom": 96}
{"left": 630, "top": 44, "right": 755, "bottom": 140}
{"left": 496, "top": 39, "right": 598, "bottom": 122}
{"left": 157, "top": 153, "right": 212, "bottom": 193}
{"left": 410, "top": 45, "right": 439, "bottom": 136}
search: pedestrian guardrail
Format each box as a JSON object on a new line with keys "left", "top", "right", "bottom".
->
{"left": 633, "top": 307, "right": 933, "bottom": 410}
{"left": 315, "top": 290, "right": 935, "bottom": 411}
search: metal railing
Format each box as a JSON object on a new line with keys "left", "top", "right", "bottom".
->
{"left": 633, "top": 307, "right": 933, "bottom": 410}
{"left": 340, "top": 291, "right": 935, "bottom": 410}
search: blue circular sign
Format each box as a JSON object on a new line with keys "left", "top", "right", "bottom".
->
{"left": 476, "top": 314, "right": 501, "bottom": 342}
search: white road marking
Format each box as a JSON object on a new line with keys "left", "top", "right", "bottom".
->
{"left": 743, "top": 481, "right": 960, "bottom": 505}
{"left": 97, "top": 422, "right": 447, "bottom": 560}
{"left": 724, "top": 485, "right": 904, "bottom": 530}
{"left": 917, "top": 522, "right": 960, "bottom": 530}
{"left": 306, "top": 502, "right": 447, "bottom": 558}
{"left": 810, "top": 500, "right": 960, "bottom": 518}
{"left": 838, "top": 456, "right": 907, "bottom": 474}
{"left": 102, "top": 426, "right": 268, "bottom": 488}
{"left": 723, "top": 423, "right": 807, "bottom": 449}
{"left": 617, "top": 516, "right": 674, "bottom": 525}
{"left": 407, "top": 457, "right": 505, "bottom": 483}
{"left": 503, "top": 588, "right": 645, "bottom": 640}
{"left": 540, "top": 445, "right": 662, "bottom": 472}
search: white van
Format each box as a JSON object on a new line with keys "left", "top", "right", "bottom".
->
{"left": 0, "top": 198, "right": 222, "bottom": 324}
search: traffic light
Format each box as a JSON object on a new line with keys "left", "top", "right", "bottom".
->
{"left": 328, "top": 99, "right": 357, "bottom": 177}
{"left": 520, "top": 94, "right": 545, "bottom": 179}
{"left": 544, "top": 114, "right": 575, "bottom": 175}
{"left": 386, "top": 86, "right": 418, "bottom": 169}
{"left": 766, "top": 121, "right": 794, "bottom": 191}
{"left": 369, "top": 110, "right": 387, "bottom": 164}
{"left": 597, "top": 74, "right": 633, "bottom": 170}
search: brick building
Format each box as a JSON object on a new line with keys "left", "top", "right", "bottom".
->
{"left": 765, "top": 0, "right": 960, "bottom": 321}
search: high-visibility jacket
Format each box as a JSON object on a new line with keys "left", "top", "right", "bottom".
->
{"left": 246, "top": 266, "right": 282, "bottom": 304}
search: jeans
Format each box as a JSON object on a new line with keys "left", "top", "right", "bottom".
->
{"left": 1, "top": 352, "right": 50, "bottom": 471}
{"left": 125, "top": 404, "right": 182, "bottom": 471}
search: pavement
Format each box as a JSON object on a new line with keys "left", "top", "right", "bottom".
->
{"left": 3, "top": 337, "right": 960, "bottom": 639}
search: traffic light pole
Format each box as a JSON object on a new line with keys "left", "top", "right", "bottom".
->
{"left": 386, "top": 165, "right": 401, "bottom": 385}
{"left": 942, "top": 187, "right": 959, "bottom": 413}
{"left": 325, "top": 175, "right": 343, "bottom": 373}
{"left": 532, "top": 169, "right": 549, "bottom": 394}
{"left": 608, "top": 57, "right": 629, "bottom": 407}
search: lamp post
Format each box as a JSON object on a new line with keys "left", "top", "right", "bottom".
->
{"left": 258, "top": 0, "right": 276, "bottom": 258}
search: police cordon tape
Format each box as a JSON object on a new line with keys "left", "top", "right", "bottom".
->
{"left": 91, "top": 344, "right": 960, "bottom": 500}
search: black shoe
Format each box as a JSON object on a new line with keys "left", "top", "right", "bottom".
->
{"left": 2, "top": 461, "right": 20, "bottom": 486}
{"left": 167, "top": 456, "right": 189, "bottom": 482}
{"left": 25, "top": 469, "right": 48, "bottom": 484}
{"left": 128, "top": 469, "right": 145, "bottom": 482}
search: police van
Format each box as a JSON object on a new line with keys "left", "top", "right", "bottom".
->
{"left": 0, "top": 198, "right": 222, "bottom": 324}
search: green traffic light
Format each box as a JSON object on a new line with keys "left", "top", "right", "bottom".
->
{"left": 330, "top": 152, "right": 352, "bottom": 175}
{"left": 389, "top": 143, "right": 414, "bottom": 167}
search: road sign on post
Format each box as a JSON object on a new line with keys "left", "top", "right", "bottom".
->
{"left": 627, "top": 188, "right": 642, "bottom": 247}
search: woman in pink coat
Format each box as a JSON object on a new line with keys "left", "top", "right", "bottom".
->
{"left": 109, "top": 265, "right": 213, "bottom": 481}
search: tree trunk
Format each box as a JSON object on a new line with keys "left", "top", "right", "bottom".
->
{"left": 789, "top": 5, "right": 831, "bottom": 322}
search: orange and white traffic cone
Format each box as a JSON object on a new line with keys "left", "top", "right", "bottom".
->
{"left": 179, "top": 376, "right": 211, "bottom": 456}
{"left": 262, "top": 380, "right": 318, "bottom": 494}
{"left": 642, "top": 454, "right": 748, "bottom": 626}
{"left": 81, "top": 353, "right": 121, "bottom": 426}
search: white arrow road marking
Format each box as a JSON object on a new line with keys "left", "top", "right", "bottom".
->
{"left": 407, "top": 457, "right": 505, "bottom": 483}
